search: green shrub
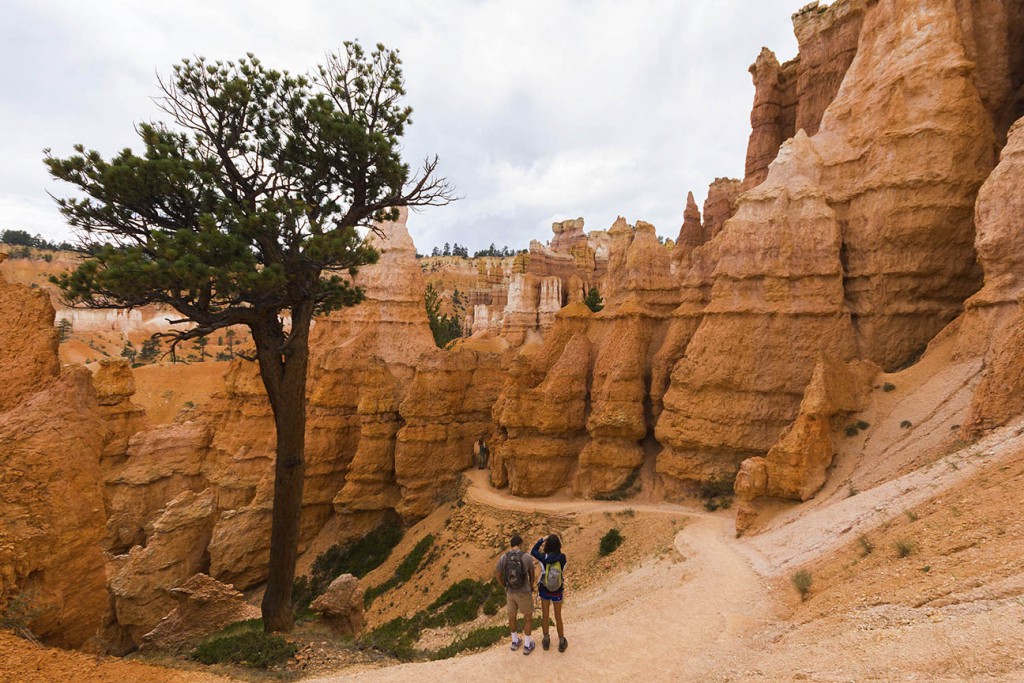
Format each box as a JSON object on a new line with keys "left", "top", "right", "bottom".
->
{"left": 599, "top": 528, "right": 624, "bottom": 556}
{"left": 846, "top": 482, "right": 860, "bottom": 497}
{"left": 363, "top": 534, "right": 435, "bottom": 608}
{"left": 904, "top": 510, "right": 919, "bottom": 522}
{"left": 698, "top": 473, "right": 735, "bottom": 511}
{"left": 294, "top": 519, "right": 404, "bottom": 616}
{"left": 396, "top": 535, "right": 434, "bottom": 581}
{"left": 857, "top": 534, "right": 874, "bottom": 556}
{"left": 429, "top": 625, "right": 507, "bottom": 660}
{"left": 362, "top": 576, "right": 504, "bottom": 660}
{"left": 855, "top": 420, "right": 870, "bottom": 430}
{"left": 882, "top": 382, "right": 896, "bottom": 392}
{"left": 189, "top": 621, "right": 297, "bottom": 669}
{"left": 900, "top": 420, "right": 912, "bottom": 429}
{"left": 791, "top": 570, "right": 813, "bottom": 601}
{"left": 313, "top": 522, "right": 404, "bottom": 580}
{"left": 698, "top": 473, "right": 736, "bottom": 499}
{"left": 361, "top": 615, "right": 421, "bottom": 660}
{"left": 425, "top": 578, "right": 504, "bottom": 625}
{"left": 844, "top": 424, "right": 860, "bottom": 437}
{"left": 894, "top": 540, "right": 914, "bottom": 558}
{"left": 1, "top": 590, "right": 41, "bottom": 639}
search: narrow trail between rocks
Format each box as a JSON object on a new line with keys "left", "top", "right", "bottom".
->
{"left": 306, "top": 472, "right": 773, "bottom": 683}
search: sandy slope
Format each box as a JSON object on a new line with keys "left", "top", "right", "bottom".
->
{"left": 309, "top": 447, "right": 1024, "bottom": 683}
{"left": 306, "top": 497, "right": 770, "bottom": 683}
{"left": 0, "top": 632, "right": 232, "bottom": 683}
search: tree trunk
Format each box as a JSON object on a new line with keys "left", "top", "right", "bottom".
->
{"left": 254, "top": 306, "right": 313, "bottom": 633}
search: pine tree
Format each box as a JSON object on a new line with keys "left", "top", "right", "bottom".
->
{"left": 45, "top": 44, "right": 455, "bottom": 631}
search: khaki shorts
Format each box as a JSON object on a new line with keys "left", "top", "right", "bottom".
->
{"left": 506, "top": 591, "right": 534, "bottom": 614}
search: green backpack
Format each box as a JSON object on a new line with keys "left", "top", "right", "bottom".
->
{"left": 541, "top": 560, "right": 562, "bottom": 592}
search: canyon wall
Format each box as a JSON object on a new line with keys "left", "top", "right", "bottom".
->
{"left": 0, "top": 266, "right": 116, "bottom": 648}
{"left": 6, "top": 0, "right": 1024, "bottom": 653}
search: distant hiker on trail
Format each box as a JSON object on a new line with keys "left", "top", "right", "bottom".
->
{"left": 532, "top": 534, "right": 568, "bottom": 652}
{"left": 476, "top": 438, "right": 490, "bottom": 470}
{"left": 495, "top": 534, "right": 537, "bottom": 654}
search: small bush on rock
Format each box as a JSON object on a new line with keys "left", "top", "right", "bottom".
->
{"left": 791, "top": 570, "right": 813, "bottom": 601}
{"left": 189, "top": 620, "right": 297, "bottom": 669}
{"left": 858, "top": 534, "right": 875, "bottom": 556}
{"left": 599, "top": 528, "right": 624, "bottom": 556}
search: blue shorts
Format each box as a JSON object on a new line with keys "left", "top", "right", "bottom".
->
{"left": 538, "top": 588, "right": 563, "bottom": 602}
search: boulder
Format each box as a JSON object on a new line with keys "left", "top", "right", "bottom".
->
{"left": 139, "top": 573, "right": 260, "bottom": 652}
{"left": 110, "top": 489, "right": 217, "bottom": 644}
{"left": 310, "top": 573, "right": 364, "bottom": 636}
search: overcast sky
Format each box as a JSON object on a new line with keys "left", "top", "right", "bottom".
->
{"left": 0, "top": 1, "right": 803, "bottom": 254}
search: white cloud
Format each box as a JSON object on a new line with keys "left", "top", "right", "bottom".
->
{"left": 0, "top": 0, "right": 802, "bottom": 253}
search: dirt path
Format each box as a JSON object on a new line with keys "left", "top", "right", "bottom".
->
{"left": 306, "top": 473, "right": 773, "bottom": 683}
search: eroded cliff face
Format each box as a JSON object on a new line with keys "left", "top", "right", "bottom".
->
{"left": 958, "top": 117, "right": 1024, "bottom": 436}
{"left": 652, "top": 0, "right": 1011, "bottom": 496}
{"left": 657, "top": 132, "right": 860, "bottom": 493}
{"left": 10, "top": 0, "right": 1024, "bottom": 654}
{"left": 741, "top": 0, "right": 866, "bottom": 192}
{"left": 0, "top": 267, "right": 128, "bottom": 649}
{"left": 0, "top": 253, "right": 60, "bottom": 412}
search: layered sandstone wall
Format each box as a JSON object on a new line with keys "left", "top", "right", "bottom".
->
{"left": 958, "top": 116, "right": 1024, "bottom": 436}
{"left": 0, "top": 253, "right": 60, "bottom": 412}
{"left": 741, "top": 0, "right": 866, "bottom": 192}
{"left": 0, "top": 268, "right": 123, "bottom": 649}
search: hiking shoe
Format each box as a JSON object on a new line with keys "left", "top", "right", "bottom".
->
{"left": 558, "top": 637, "right": 568, "bottom": 653}
{"left": 542, "top": 634, "right": 550, "bottom": 650}
{"left": 523, "top": 640, "right": 535, "bottom": 655}
{"left": 510, "top": 639, "right": 520, "bottom": 651}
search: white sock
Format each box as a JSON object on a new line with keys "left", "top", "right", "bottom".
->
{"left": 525, "top": 635, "right": 534, "bottom": 646}
{"left": 511, "top": 632, "right": 520, "bottom": 643}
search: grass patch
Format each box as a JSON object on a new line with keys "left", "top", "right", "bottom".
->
{"left": 845, "top": 419, "right": 871, "bottom": 437}
{"left": 1, "top": 590, "right": 41, "bottom": 634}
{"left": 428, "top": 578, "right": 506, "bottom": 619}
{"left": 363, "top": 534, "right": 435, "bottom": 608}
{"left": 429, "top": 625, "right": 507, "bottom": 660}
{"left": 904, "top": 510, "right": 919, "bottom": 522}
{"left": 858, "top": 534, "right": 875, "bottom": 556}
{"left": 293, "top": 518, "right": 404, "bottom": 617}
{"left": 791, "top": 569, "right": 813, "bottom": 601}
{"left": 189, "top": 619, "right": 297, "bottom": 669}
{"left": 594, "top": 467, "right": 641, "bottom": 501}
{"left": 846, "top": 482, "right": 860, "bottom": 498}
{"left": 362, "top": 578, "right": 509, "bottom": 660}
{"left": 599, "top": 528, "right": 624, "bottom": 556}
{"left": 894, "top": 539, "right": 915, "bottom": 558}
{"left": 698, "top": 473, "right": 735, "bottom": 511}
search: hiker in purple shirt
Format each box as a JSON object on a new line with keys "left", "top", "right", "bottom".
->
{"left": 532, "top": 534, "right": 568, "bottom": 652}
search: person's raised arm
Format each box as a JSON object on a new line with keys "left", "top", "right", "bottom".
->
{"left": 531, "top": 536, "right": 545, "bottom": 561}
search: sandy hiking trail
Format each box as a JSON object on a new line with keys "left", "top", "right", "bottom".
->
{"left": 307, "top": 471, "right": 773, "bottom": 683}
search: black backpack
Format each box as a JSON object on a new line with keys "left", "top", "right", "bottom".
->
{"left": 503, "top": 550, "right": 526, "bottom": 589}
